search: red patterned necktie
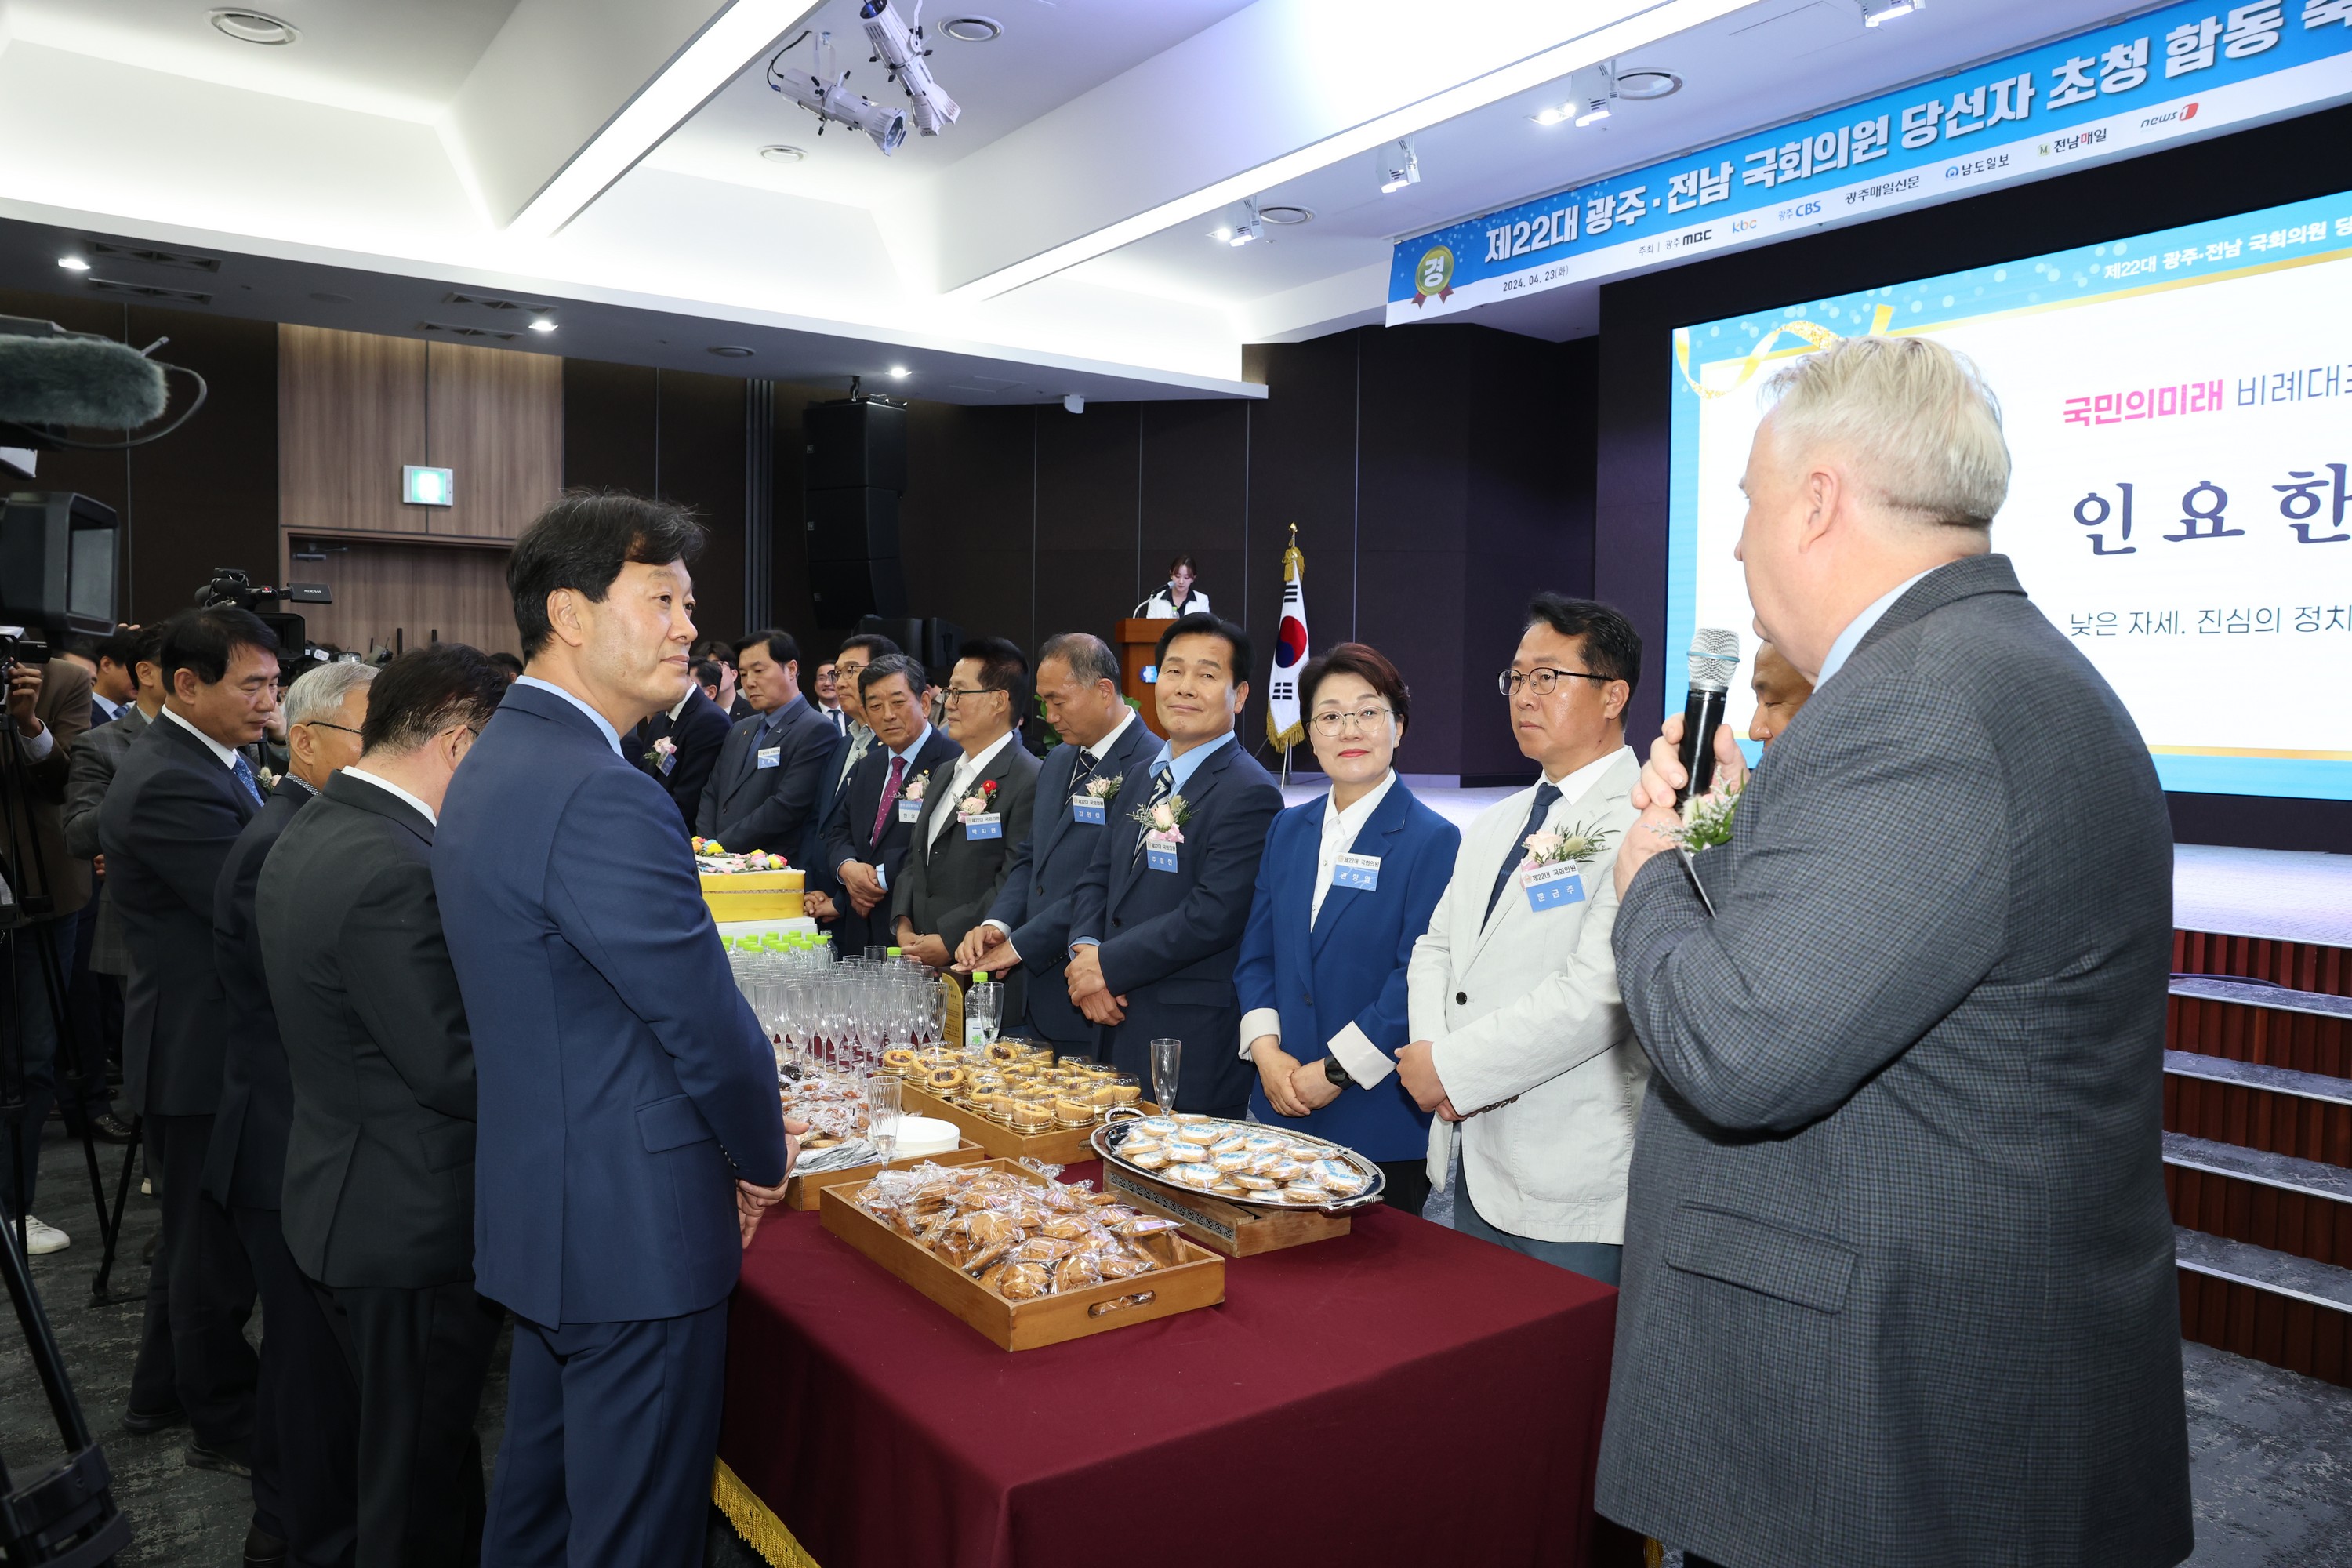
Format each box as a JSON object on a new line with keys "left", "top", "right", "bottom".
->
{"left": 869, "top": 754, "right": 906, "bottom": 847}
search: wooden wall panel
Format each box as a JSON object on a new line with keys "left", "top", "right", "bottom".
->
{"left": 425, "top": 340, "right": 563, "bottom": 539}
{"left": 280, "top": 325, "right": 426, "bottom": 535}
{"left": 2179, "top": 1270, "right": 2351, "bottom": 1387}
{"left": 2172, "top": 931, "right": 2352, "bottom": 997}
{"left": 2165, "top": 1076, "right": 2352, "bottom": 1169}
{"left": 2167, "top": 1166, "right": 2352, "bottom": 1267}
{"left": 2167, "top": 994, "right": 2348, "bottom": 1080}
{"left": 298, "top": 538, "right": 518, "bottom": 659}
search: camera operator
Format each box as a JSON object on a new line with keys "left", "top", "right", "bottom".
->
{"left": 3, "top": 638, "right": 97, "bottom": 1254}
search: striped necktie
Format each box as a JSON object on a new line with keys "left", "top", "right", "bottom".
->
{"left": 1130, "top": 763, "right": 1174, "bottom": 864}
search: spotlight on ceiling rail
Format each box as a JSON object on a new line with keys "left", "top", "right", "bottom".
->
{"left": 1380, "top": 140, "right": 1421, "bottom": 194}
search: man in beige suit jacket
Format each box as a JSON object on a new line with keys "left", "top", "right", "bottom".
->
{"left": 1399, "top": 596, "right": 1646, "bottom": 1285}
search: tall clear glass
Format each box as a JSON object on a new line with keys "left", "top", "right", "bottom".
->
{"left": 866, "top": 1073, "right": 902, "bottom": 1166}
{"left": 1149, "top": 1037, "right": 1181, "bottom": 1115}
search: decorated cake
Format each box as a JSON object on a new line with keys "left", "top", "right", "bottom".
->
{"left": 693, "top": 837, "right": 805, "bottom": 922}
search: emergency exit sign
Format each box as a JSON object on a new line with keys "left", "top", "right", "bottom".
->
{"left": 402, "top": 465, "right": 454, "bottom": 506}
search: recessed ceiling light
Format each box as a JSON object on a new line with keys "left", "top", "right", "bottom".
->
{"left": 308, "top": 290, "right": 351, "bottom": 303}
{"left": 1259, "top": 205, "right": 1313, "bottom": 226}
{"left": 941, "top": 16, "right": 1002, "bottom": 42}
{"left": 1613, "top": 68, "right": 1681, "bottom": 100}
{"left": 757, "top": 144, "right": 807, "bottom": 164}
{"left": 708, "top": 346, "right": 754, "bottom": 358}
{"left": 528, "top": 318, "right": 558, "bottom": 334}
{"left": 209, "top": 9, "right": 299, "bottom": 45}
{"left": 889, "top": 366, "right": 911, "bottom": 379}
{"left": 56, "top": 256, "right": 89, "bottom": 272}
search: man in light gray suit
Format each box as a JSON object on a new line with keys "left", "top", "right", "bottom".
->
{"left": 1602, "top": 335, "right": 2190, "bottom": 1568}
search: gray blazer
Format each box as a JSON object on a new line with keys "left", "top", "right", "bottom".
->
{"left": 1599, "top": 554, "right": 2192, "bottom": 1568}
{"left": 64, "top": 704, "right": 147, "bottom": 976}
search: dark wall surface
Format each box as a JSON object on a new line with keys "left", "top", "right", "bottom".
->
{"left": 1593, "top": 103, "right": 2352, "bottom": 852}
{"left": 2, "top": 287, "right": 278, "bottom": 626}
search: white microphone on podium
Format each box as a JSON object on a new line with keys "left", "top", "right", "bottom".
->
{"left": 1675, "top": 629, "right": 1742, "bottom": 809}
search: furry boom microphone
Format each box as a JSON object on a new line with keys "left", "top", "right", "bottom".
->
{"left": 0, "top": 314, "right": 206, "bottom": 448}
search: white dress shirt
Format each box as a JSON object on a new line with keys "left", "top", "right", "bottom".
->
{"left": 1237, "top": 770, "right": 1399, "bottom": 1085}
{"left": 342, "top": 767, "right": 437, "bottom": 826}
{"left": 924, "top": 730, "right": 1016, "bottom": 851}
{"left": 159, "top": 704, "right": 243, "bottom": 771}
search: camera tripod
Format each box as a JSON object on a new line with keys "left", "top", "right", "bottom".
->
{"left": 0, "top": 670, "right": 133, "bottom": 1563}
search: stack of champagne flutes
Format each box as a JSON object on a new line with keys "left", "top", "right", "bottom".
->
{"left": 727, "top": 940, "right": 942, "bottom": 1169}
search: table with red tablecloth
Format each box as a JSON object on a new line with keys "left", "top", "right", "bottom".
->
{"left": 716, "top": 1161, "right": 1624, "bottom": 1568}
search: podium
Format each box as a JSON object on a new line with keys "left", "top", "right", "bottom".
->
{"left": 1112, "top": 618, "right": 1168, "bottom": 740}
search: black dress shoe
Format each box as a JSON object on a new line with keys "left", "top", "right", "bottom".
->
{"left": 89, "top": 1114, "right": 137, "bottom": 1145}
{"left": 242, "top": 1519, "right": 287, "bottom": 1567}
{"left": 121, "top": 1403, "right": 185, "bottom": 1435}
{"left": 185, "top": 1442, "right": 252, "bottom": 1478}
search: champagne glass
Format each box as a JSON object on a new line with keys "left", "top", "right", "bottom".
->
{"left": 866, "top": 1073, "right": 902, "bottom": 1167}
{"left": 1150, "top": 1037, "right": 1181, "bottom": 1115}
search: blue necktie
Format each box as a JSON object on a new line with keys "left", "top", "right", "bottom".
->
{"left": 232, "top": 753, "right": 264, "bottom": 805}
{"left": 1484, "top": 782, "right": 1562, "bottom": 922}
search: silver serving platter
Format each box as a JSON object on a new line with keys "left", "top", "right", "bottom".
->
{"left": 1091, "top": 1111, "right": 1386, "bottom": 1214}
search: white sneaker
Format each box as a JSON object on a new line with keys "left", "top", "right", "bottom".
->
{"left": 22, "top": 1216, "right": 70, "bottom": 1254}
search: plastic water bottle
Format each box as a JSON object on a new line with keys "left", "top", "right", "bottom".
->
{"left": 966, "top": 971, "right": 1002, "bottom": 1055}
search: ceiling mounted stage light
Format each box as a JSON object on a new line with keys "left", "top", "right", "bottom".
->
{"left": 768, "top": 31, "right": 907, "bottom": 154}
{"left": 862, "top": 0, "right": 961, "bottom": 137}
{"left": 209, "top": 9, "right": 299, "bottom": 45}
{"left": 1569, "top": 62, "right": 1614, "bottom": 126}
{"left": 56, "top": 256, "right": 89, "bottom": 272}
{"left": 1859, "top": 0, "right": 1926, "bottom": 23}
{"left": 1379, "top": 139, "right": 1420, "bottom": 194}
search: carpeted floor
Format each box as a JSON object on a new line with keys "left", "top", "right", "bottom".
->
{"left": 2, "top": 1123, "right": 2344, "bottom": 1566}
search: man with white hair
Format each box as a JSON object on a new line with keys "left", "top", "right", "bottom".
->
{"left": 1599, "top": 335, "right": 2191, "bottom": 1568}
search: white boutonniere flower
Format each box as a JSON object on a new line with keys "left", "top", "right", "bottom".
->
{"left": 1084, "top": 774, "right": 1123, "bottom": 800}
{"left": 956, "top": 779, "right": 1000, "bottom": 817}
{"left": 1523, "top": 819, "right": 1613, "bottom": 868}
{"left": 902, "top": 770, "right": 930, "bottom": 802}
{"left": 1131, "top": 792, "right": 1191, "bottom": 844}
{"left": 255, "top": 766, "right": 278, "bottom": 791}
{"left": 642, "top": 735, "right": 676, "bottom": 767}
{"left": 1669, "top": 780, "right": 1743, "bottom": 852}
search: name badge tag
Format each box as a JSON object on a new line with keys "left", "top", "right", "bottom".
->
{"left": 1331, "top": 851, "right": 1381, "bottom": 892}
{"left": 1072, "top": 795, "right": 1105, "bottom": 826}
{"left": 1520, "top": 861, "right": 1586, "bottom": 912}
{"left": 897, "top": 797, "right": 922, "bottom": 824}
{"left": 964, "top": 812, "right": 1002, "bottom": 840}
{"left": 756, "top": 746, "right": 781, "bottom": 770}
{"left": 658, "top": 752, "right": 676, "bottom": 776}
{"left": 1145, "top": 840, "right": 1181, "bottom": 873}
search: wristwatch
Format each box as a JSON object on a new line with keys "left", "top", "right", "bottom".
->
{"left": 1323, "top": 1058, "right": 1352, "bottom": 1087}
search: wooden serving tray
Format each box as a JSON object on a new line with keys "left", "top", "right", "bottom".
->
{"left": 820, "top": 1158, "right": 1226, "bottom": 1351}
{"left": 782, "top": 1140, "right": 987, "bottom": 1210}
{"left": 1101, "top": 1162, "right": 1353, "bottom": 1257}
{"left": 899, "top": 1084, "right": 1157, "bottom": 1164}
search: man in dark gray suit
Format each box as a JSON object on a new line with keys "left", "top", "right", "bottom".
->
{"left": 102, "top": 607, "right": 281, "bottom": 1471}
{"left": 206, "top": 659, "right": 372, "bottom": 1568}
{"left": 260, "top": 644, "right": 510, "bottom": 1568}
{"left": 1602, "top": 336, "right": 2190, "bottom": 1568}
{"left": 891, "top": 637, "right": 1040, "bottom": 992}
{"left": 958, "top": 633, "right": 1156, "bottom": 1058}
{"left": 695, "top": 630, "right": 835, "bottom": 856}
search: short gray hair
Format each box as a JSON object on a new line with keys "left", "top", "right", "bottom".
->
{"left": 1038, "top": 632, "right": 1120, "bottom": 689}
{"left": 1761, "top": 335, "right": 2009, "bottom": 531}
{"left": 858, "top": 652, "right": 927, "bottom": 700}
{"left": 283, "top": 660, "right": 376, "bottom": 728}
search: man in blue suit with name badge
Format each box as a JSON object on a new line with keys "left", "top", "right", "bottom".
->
{"left": 1065, "top": 613, "right": 1283, "bottom": 1116}
{"left": 434, "top": 493, "right": 792, "bottom": 1568}
{"left": 958, "top": 633, "right": 1159, "bottom": 1058}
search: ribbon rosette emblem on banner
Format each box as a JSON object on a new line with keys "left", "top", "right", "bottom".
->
{"left": 1414, "top": 245, "right": 1455, "bottom": 307}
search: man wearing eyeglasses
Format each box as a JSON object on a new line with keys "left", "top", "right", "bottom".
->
{"left": 1399, "top": 594, "right": 1646, "bottom": 1285}
{"left": 891, "top": 638, "right": 1040, "bottom": 985}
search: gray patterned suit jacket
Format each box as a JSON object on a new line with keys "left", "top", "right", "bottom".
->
{"left": 1600, "top": 554, "right": 2192, "bottom": 1568}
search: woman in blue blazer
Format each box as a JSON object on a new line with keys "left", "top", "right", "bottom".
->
{"left": 1235, "top": 643, "right": 1461, "bottom": 1215}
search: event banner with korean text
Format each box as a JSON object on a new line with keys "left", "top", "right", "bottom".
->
{"left": 1664, "top": 187, "right": 2352, "bottom": 800}
{"left": 1387, "top": 0, "right": 2352, "bottom": 323}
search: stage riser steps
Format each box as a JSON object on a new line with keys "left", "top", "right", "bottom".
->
{"left": 2173, "top": 930, "right": 2350, "bottom": 998}
{"left": 2175, "top": 1226, "right": 2352, "bottom": 1388}
{"left": 2163, "top": 1054, "right": 2352, "bottom": 1171}
{"left": 2165, "top": 984, "right": 2350, "bottom": 1080}
{"left": 2165, "top": 1138, "right": 2352, "bottom": 1268}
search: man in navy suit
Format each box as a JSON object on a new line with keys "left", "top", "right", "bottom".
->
{"left": 1065, "top": 614, "right": 1283, "bottom": 1115}
{"left": 818, "top": 653, "right": 959, "bottom": 956}
{"left": 695, "top": 630, "right": 834, "bottom": 856}
{"left": 433, "top": 493, "right": 791, "bottom": 1568}
{"left": 626, "top": 670, "right": 731, "bottom": 833}
{"left": 958, "top": 633, "right": 1157, "bottom": 1058}
{"left": 796, "top": 633, "right": 897, "bottom": 927}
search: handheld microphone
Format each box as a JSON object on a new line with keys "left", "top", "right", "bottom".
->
{"left": 1675, "top": 628, "right": 1742, "bottom": 808}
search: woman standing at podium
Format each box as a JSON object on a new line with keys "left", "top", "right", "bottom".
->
{"left": 1232, "top": 643, "right": 1459, "bottom": 1214}
{"left": 1137, "top": 554, "right": 1209, "bottom": 618}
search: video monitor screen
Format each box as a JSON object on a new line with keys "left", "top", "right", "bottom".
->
{"left": 1667, "top": 189, "right": 2352, "bottom": 797}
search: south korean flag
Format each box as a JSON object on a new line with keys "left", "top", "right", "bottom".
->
{"left": 1266, "top": 526, "right": 1309, "bottom": 752}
